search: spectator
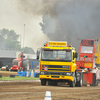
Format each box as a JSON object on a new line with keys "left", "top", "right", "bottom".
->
{"left": 84, "top": 47, "right": 92, "bottom": 53}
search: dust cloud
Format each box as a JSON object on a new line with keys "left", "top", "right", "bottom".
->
{"left": 1, "top": 0, "right": 100, "bottom": 52}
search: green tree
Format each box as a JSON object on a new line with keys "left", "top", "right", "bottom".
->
{"left": 0, "top": 28, "right": 35, "bottom": 54}
{"left": 0, "top": 35, "right": 5, "bottom": 48}
{"left": 22, "top": 47, "right": 35, "bottom": 54}
{"left": 7, "top": 30, "right": 19, "bottom": 41}
{"left": 0, "top": 28, "right": 21, "bottom": 50}
{"left": 1, "top": 28, "right": 9, "bottom": 37}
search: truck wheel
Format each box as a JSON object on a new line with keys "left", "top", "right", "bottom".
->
{"left": 70, "top": 80, "right": 75, "bottom": 87}
{"left": 96, "top": 79, "right": 99, "bottom": 86}
{"left": 78, "top": 76, "right": 83, "bottom": 87}
{"left": 78, "top": 73, "right": 83, "bottom": 87}
{"left": 41, "top": 79, "right": 46, "bottom": 86}
{"left": 76, "top": 72, "right": 83, "bottom": 87}
{"left": 91, "top": 73, "right": 98, "bottom": 86}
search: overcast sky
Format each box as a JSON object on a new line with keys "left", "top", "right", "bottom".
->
{"left": 0, "top": 0, "right": 49, "bottom": 52}
{"left": 1, "top": 0, "right": 100, "bottom": 53}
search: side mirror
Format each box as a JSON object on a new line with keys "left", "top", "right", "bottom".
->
{"left": 37, "top": 48, "right": 41, "bottom": 60}
{"left": 75, "top": 52, "right": 78, "bottom": 58}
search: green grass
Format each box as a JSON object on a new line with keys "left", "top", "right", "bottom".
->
{"left": 0, "top": 76, "right": 39, "bottom": 81}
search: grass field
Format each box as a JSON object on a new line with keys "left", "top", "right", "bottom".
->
{"left": 0, "top": 71, "right": 39, "bottom": 81}
{"left": 0, "top": 76, "right": 39, "bottom": 81}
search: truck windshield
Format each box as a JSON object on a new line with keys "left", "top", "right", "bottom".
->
{"left": 13, "top": 60, "right": 18, "bottom": 65}
{"left": 81, "top": 46, "right": 93, "bottom": 53}
{"left": 41, "top": 49, "right": 71, "bottom": 61}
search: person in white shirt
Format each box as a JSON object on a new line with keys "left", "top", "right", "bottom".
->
{"left": 84, "top": 47, "right": 92, "bottom": 53}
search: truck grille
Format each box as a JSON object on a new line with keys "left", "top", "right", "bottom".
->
{"left": 51, "top": 76, "right": 59, "bottom": 78}
{"left": 42, "top": 65, "right": 69, "bottom": 72}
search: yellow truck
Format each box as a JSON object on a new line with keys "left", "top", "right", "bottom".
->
{"left": 37, "top": 41, "right": 83, "bottom": 87}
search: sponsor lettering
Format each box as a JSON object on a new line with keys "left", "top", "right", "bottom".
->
{"left": 80, "top": 57, "right": 84, "bottom": 60}
{"left": 80, "top": 57, "right": 92, "bottom": 61}
{"left": 62, "top": 66, "right": 69, "bottom": 68}
{"left": 81, "top": 40, "right": 94, "bottom": 46}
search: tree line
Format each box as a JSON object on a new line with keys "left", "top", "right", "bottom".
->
{"left": 0, "top": 28, "right": 35, "bottom": 54}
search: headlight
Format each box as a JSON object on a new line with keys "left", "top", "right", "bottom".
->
{"left": 66, "top": 72, "right": 72, "bottom": 76}
{"left": 40, "top": 72, "right": 45, "bottom": 75}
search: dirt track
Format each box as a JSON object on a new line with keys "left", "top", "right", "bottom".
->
{"left": 0, "top": 71, "right": 17, "bottom": 77}
{"left": 0, "top": 71, "right": 100, "bottom": 100}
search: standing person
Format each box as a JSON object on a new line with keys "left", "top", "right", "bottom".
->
{"left": 84, "top": 47, "right": 92, "bottom": 53}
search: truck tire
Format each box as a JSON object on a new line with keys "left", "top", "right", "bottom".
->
{"left": 91, "top": 73, "right": 98, "bottom": 86}
{"left": 96, "top": 79, "right": 99, "bottom": 86}
{"left": 78, "top": 73, "right": 83, "bottom": 87}
{"left": 76, "top": 72, "right": 83, "bottom": 87}
{"left": 41, "top": 79, "right": 46, "bottom": 86}
{"left": 70, "top": 80, "right": 75, "bottom": 87}
{"left": 70, "top": 73, "right": 76, "bottom": 87}
{"left": 78, "top": 76, "right": 83, "bottom": 87}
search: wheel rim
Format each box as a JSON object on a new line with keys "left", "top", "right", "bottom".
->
{"left": 72, "top": 80, "right": 75, "bottom": 87}
{"left": 80, "top": 78, "right": 82, "bottom": 86}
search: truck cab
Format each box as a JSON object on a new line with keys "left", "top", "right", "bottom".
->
{"left": 76, "top": 39, "right": 95, "bottom": 69}
{"left": 10, "top": 58, "right": 23, "bottom": 71}
{"left": 10, "top": 53, "right": 26, "bottom": 72}
{"left": 76, "top": 39, "right": 100, "bottom": 86}
{"left": 37, "top": 41, "right": 79, "bottom": 87}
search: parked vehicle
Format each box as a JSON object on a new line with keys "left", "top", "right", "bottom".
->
{"left": 1, "top": 65, "right": 9, "bottom": 71}
{"left": 10, "top": 53, "right": 26, "bottom": 71}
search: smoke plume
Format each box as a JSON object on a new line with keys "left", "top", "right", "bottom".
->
{"left": 18, "top": 0, "right": 100, "bottom": 49}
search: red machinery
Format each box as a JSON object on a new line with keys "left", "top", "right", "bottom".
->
{"left": 76, "top": 39, "right": 100, "bottom": 86}
{"left": 10, "top": 53, "right": 26, "bottom": 71}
